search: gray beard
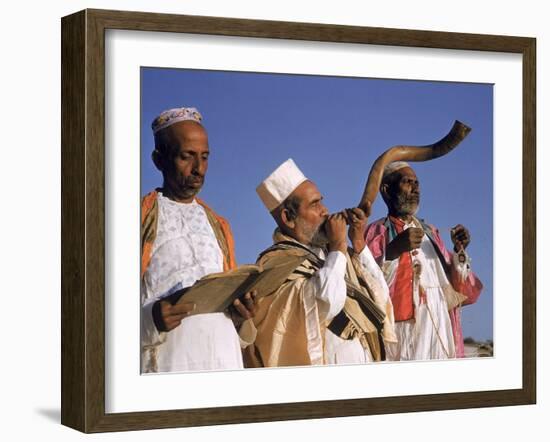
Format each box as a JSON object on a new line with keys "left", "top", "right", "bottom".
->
{"left": 310, "top": 227, "right": 329, "bottom": 249}
{"left": 177, "top": 187, "right": 201, "bottom": 200}
{"left": 394, "top": 193, "right": 419, "bottom": 216}
{"left": 296, "top": 218, "right": 329, "bottom": 249}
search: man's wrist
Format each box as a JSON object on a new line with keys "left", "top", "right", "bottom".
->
{"left": 328, "top": 240, "right": 347, "bottom": 253}
{"left": 352, "top": 240, "right": 366, "bottom": 254}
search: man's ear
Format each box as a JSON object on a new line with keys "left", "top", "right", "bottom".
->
{"left": 152, "top": 149, "right": 164, "bottom": 172}
{"left": 380, "top": 183, "right": 390, "bottom": 201}
{"left": 280, "top": 208, "right": 296, "bottom": 230}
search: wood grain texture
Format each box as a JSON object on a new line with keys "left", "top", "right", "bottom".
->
{"left": 522, "top": 38, "right": 536, "bottom": 403}
{"left": 89, "top": 8, "right": 532, "bottom": 52}
{"left": 60, "top": 8, "right": 537, "bottom": 433}
{"left": 85, "top": 9, "right": 107, "bottom": 432}
{"left": 61, "top": 10, "right": 86, "bottom": 432}
{"left": 88, "top": 389, "right": 533, "bottom": 433}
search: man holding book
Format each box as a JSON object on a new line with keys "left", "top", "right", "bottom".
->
{"left": 140, "top": 107, "right": 256, "bottom": 373}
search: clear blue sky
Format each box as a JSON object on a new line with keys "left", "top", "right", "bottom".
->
{"left": 141, "top": 67, "right": 493, "bottom": 341}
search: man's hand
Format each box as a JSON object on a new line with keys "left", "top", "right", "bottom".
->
{"left": 228, "top": 290, "right": 257, "bottom": 330}
{"left": 385, "top": 227, "right": 424, "bottom": 260}
{"left": 325, "top": 212, "right": 348, "bottom": 253}
{"left": 344, "top": 207, "right": 368, "bottom": 254}
{"left": 451, "top": 224, "right": 471, "bottom": 252}
{"left": 155, "top": 298, "right": 196, "bottom": 332}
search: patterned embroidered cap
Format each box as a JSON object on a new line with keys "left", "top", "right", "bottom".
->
{"left": 151, "top": 107, "right": 203, "bottom": 134}
{"left": 257, "top": 159, "right": 308, "bottom": 212}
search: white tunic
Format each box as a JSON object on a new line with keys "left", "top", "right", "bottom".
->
{"left": 323, "top": 246, "right": 391, "bottom": 365}
{"left": 383, "top": 220, "right": 456, "bottom": 361}
{"left": 297, "top": 249, "right": 347, "bottom": 366}
{"left": 141, "top": 193, "right": 243, "bottom": 373}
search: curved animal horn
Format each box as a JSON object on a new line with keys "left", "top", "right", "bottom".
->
{"left": 358, "top": 120, "right": 471, "bottom": 214}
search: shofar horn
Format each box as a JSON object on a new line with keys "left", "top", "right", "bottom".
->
{"left": 358, "top": 120, "right": 471, "bottom": 214}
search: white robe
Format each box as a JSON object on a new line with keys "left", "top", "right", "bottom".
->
{"left": 383, "top": 220, "right": 456, "bottom": 361}
{"left": 314, "top": 246, "right": 391, "bottom": 365}
{"left": 141, "top": 193, "right": 244, "bottom": 373}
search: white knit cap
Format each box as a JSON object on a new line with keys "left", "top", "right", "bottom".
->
{"left": 382, "top": 161, "right": 410, "bottom": 179}
{"left": 256, "top": 159, "right": 308, "bottom": 211}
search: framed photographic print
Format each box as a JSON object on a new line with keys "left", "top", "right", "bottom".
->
{"left": 61, "top": 8, "right": 536, "bottom": 433}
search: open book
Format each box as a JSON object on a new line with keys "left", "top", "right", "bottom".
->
{"left": 167, "top": 253, "right": 308, "bottom": 315}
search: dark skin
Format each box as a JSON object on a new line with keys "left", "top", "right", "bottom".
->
{"left": 277, "top": 180, "right": 354, "bottom": 254}
{"left": 380, "top": 167, "right": 471, "bottom": 260}
{"left": 152, "top": 120, "right": 209, "bottom": 203}
{"left": 152, "top": 120, "right": 256, "bottom": 332}
{"left": 450, "top": 224, "right": 471, "bottom": 253}
{"left": 343, "top": 206, "right": 369, "bottom": 254}
{"left": 228, "top": 291, "right": 258, "bottom": 330}
{"left": 158, "top": 290, "right": 257, "bottom": 332}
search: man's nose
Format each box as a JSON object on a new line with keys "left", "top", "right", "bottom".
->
{"left": 320, "top": 204, "right": 329, "bottom": 217}
{"left": 193, "top": 157, "right": 206, "bottom": 176}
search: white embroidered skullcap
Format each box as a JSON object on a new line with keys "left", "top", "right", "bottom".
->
{"left": 382, "top": 161, "right": 411, "bottom": 179}
{"left": 256, "top": 159, "right": 308, "bottom": 212}
{"left": 151, "top": 107, "right": 203, "bottom": 134}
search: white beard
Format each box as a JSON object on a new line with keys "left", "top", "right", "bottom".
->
{"left": 296, "top": 217, "right": 329, "bottom": 249}
{"left": 395, "top": 193, "right": 420, "bottom": 216}
{"left": 310, "top": 227, "right": 329, "bottom": 249}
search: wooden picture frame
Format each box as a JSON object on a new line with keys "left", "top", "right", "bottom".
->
{"left": 61, "top": 8, "right": 536, "bottom": 433}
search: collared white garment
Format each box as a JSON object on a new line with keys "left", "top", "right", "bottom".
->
{"left": 383, "top": 220, "right": 456, "bottom": 361}
{"left": 322, "top": 246, "right": 391, "bottom": 365}
{"left": 141, "top": 193, "right": 243, "bottom": 373}
{"left": 297, "top": 248, "right": 347, "bottom": 365}
{"left": 250, "top": 237, "right": 352, "bottom": 367}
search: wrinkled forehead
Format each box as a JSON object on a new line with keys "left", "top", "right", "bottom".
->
{"left": 382, "top": 166, "right": 418, "bottom": 189}
{"left": 396, "top": 166, "right": 417, "bottom": 181}
{"left": 157, "top": 120, "right": 207, "bottom": 142}
{"left": 154, "top": 121, "right": 209, "bottom": 156}
{"left": 291, "top": 180, "right": 322, "bottom": 205}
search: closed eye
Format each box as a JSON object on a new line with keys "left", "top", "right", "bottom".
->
{"left": 310, "top": 196, "right": 323, "bottom": 207}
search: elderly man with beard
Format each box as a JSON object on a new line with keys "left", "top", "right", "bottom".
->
{"left": 140, "top": 107, "right": 256, "bottom": 373}
{"left": 245, "top": 159, "right": 396, "bottom": 368}
{"left": 365, "top": 162, "right": 483, "bottom": 360}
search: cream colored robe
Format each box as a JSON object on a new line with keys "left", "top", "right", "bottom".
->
{"left": 245, "top": 231, "right": 396, "bottom": 368}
